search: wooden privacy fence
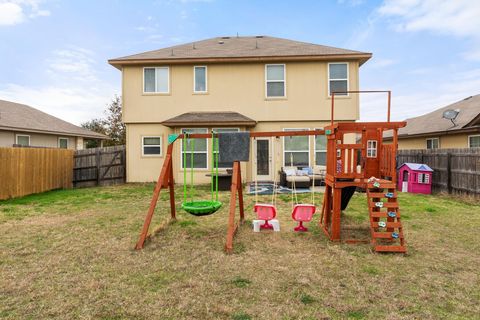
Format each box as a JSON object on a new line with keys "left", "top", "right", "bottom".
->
{"left": 0, "top": 147, "right": 73, "bottom": 200}
{"left": 397, "top": 148, "right": 480, "bottom": 197}
{"left": 73, "top": 145, "right": 126, "bottom": 187}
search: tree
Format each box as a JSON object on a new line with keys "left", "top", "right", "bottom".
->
{"left": 81, "top": 95, "right": 126, "bottom": 148}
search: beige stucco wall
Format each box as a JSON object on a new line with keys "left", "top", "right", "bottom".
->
{"left": 397, "top": 133, "right": 473, "bottom": 150}
{"left": 122, "top": 61, "right": 360, "bottom": 124}
{"left": 0, "top": 130, "right": 77, "bottom": 150}
{"left": 126, "top": 121, "right": 356, "bottom": 183}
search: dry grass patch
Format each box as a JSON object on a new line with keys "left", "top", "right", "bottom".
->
{"left": 1, "top": 184, "right": 479, "bottom": 319}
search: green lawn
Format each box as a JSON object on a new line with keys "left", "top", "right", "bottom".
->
{"left": 1, "top": 184, "right": 479, "bottom": 319}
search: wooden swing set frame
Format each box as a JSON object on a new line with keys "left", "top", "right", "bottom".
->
{"left": 135, "top": 90, "right": 406, "bottom": 253}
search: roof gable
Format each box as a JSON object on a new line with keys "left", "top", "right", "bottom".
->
{"left": 109, "top": 36, "right": 372, "bottom": 67}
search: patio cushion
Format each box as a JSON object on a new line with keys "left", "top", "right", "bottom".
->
{"left": 313, "top": 165, "right": 326, "bottom": 175}
{"left": 286, "top": 175, "right": 310, "bottom": 183}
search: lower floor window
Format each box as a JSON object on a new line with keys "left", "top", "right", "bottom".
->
{"left": 426, "top": 138, "right": 439, "bottom": 149}
{"left": 181, "top": 128, "right": 208, "bottom": 169}
{"left": 284, "top": 128, "right": 309, "bottom": 167}
{"left": 59, "top": 138, "right": 68, "bottom": 149}
{"left": 469, "top": 135, "right": 480, "bottom": 148}
{"left": 315, "top": 134, "right": 327, "bottom": 166}
{"left": 142, "top": 136, "right": 162, "bottom": 156}
{"left": 16, "top": 135, "right": 30, "bottom": 146}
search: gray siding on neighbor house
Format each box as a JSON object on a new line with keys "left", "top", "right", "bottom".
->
{"left": 0, "top": 130, "right": 78, "bottom": 150}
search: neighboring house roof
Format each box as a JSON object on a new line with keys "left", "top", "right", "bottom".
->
{"left": 384, "top": 94, "right": 480, "bottom": 139}
{"left": 398, "top": 163, "right": 433, "bottom": 172}
{"left": 161, "top": 112, "right": 257, "bottom": 127}
{"left": 0, "top": 99, "right": 108, "bottom": 139}
{"left": 109, "top": 36, "right": 372, "bottom": 68}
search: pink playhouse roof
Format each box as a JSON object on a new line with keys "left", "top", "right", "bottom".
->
{"left": 399, "top": 163, "right": 433, "bottom": 172}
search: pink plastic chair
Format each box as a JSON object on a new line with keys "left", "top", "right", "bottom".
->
{"left": 254, "top": 204, "right": 277, "bottom": 230}
{"left": 291, "top": 204, "right": 316, "bottom": 232}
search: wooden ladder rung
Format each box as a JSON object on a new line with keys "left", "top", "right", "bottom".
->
{"left": 371, "top": 221, "right": 402, "bottom": 228}
{"left": 368, "top": 202, "right": 398, "bottom": 209}
{"left": 375, "top": 245, "right": 407, "bottom": 253}
{"left": 373, "top": 231, "right": 404, "bottom": 239}
{"left": 367, "top": 192, "right": 397, "bottom": 199}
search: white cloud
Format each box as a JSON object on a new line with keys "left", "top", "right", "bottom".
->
{"left": 0, "top": 0, "right": 50, "bottom": 26}
{"left": 0, "top": 46, "right": 118, "bottom": 125}
{"left": 378, "top": 0, "right": 480, "bottom": 60}
{"left": 0, "top": 2, "right": 24, "bottom": 25}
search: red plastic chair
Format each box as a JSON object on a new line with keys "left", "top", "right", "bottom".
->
{"left": 254, "top": 204, "right": 277, "bottom": 230}
{"left": 291, "top": 204, "right": 316, "bottom": 232}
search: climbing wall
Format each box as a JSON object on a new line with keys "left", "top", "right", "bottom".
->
{"left": 366, "top": 180, "right": 407, "bottom": 253}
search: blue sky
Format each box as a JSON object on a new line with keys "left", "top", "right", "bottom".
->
{"left": 1, "top": 0, "right": 479, "bottom": 124}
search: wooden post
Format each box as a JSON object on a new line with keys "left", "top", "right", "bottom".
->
{"left": 237, "top": 163, "right": 244, "bottom": 223}
{"left": 135, "top": 143, "right": 174, "bottom": 250}
{"left": 95, "top": 149, "right": 101, "bottom": 186}
{"left": 331, "top": 188, "right": 342, "bottom": 241}
{"left": 225, "top": 161, "right": 240, "bottom": 253}
{"left": 168, "top": 155, "right": 176, "bottom": 220}
{"left": 447, "top": 152, "right": 452, "bottom": 194}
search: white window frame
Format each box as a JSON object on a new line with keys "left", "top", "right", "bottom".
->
{"left": 418, "top": 173, "right": 430, "bottom": 184}
{"left": 143, "top": 66, "right": 170, "bottom": 94}
{"left": 367, "top": 140, "right": 377, "bottom": 158}
{"left": 314, "top": 128, "right": 327, "bottom": 166}
{"left": 16, "top": 134, "right": 30, "bottom": 146}
{"left": 212, "top": 128, "right": 240, "bottom": 168}
{"left": 265, "top": 64, "right": 286, "bottom": 98}
{"left": 468, "top": 135, "right": 480, "bottom": 148}
{"left": 58, "top": 137, "right": 69, "bottom": 149}
{"left": 193, "top": 66, "right": 208, "bottom": 93}
{"left": 283, "top": 128, "right": 310, "bottom": 167}
{"left": 328, "top": 62, "right": 349, "bottom": 97}
{"left": 426, "top": 137, "right": 440, "bottom": 149}
{"left": 142, "top": 136, "right": 162, "bottom": 157}
{"left": 180, "top": 128, "right": 208, "bottom": 169}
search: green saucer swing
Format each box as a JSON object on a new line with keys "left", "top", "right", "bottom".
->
{"left": 181, "top": 131, "right": 222, "bottom": 216}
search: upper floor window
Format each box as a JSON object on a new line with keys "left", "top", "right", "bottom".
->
{"left": 367, "top": 140, "right": 377, "bottom": 158}
{"left": 16, "top": 134, "right": 30, "bottom": 147}
{"left": 426, "top": 138, "right": 439, "bottom": 149}
{"left": 328, "top": 63, "right": 348, "bottom": 96}
{"left": 265, "top": 64, "right": 286, "bottom": 98}
{"left": 468, "top": 135, "right": 480, "bottom": 148}
{"left": 144, "top": 67, "right": 169, "bottom": 93}
{"left": 194, "top": 66, "right": 207, "bottom": 93}
{"left": 58, "top": 137, "right": 68, "bottom": 149}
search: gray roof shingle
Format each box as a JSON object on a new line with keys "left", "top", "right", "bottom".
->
{"left": 385, "top": 94, "right": 480, "bottom": 138}
{"left": 109, "top": 36, "right": 371, "bottom": 67}
{"left": 0, "top": 99, "right": 108, "bottom": 139}
{"left": 161, "top": 112, "right": 256, "bottom": 127}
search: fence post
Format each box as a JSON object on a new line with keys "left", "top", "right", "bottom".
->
{"left": 447, "top": 152, "right": 452, "bottom": 194}
{"left": 96, "top": 149, "right": 101, "bottom": 186}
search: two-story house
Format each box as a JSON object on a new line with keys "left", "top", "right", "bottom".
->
{"left": 108, "top": 36, "right": 371, "bottom": 183}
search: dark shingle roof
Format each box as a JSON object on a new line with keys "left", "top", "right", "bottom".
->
{"left": 0, "top": 99, "right": 108, "bottom": 139}
{"left": 385, "top": 94, "right": 480, "bottom": 138}
{"left": 109, "top": 36, "right": 371, "bottom": 67}
{"left": 161, "top": 112, "right": 256, "bottom": 127}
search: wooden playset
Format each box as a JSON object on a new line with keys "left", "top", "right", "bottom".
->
{"left": 135, "top": 90, "right": 407, "bottom": 254}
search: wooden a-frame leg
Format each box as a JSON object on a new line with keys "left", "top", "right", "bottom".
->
{"left": 168, "top": 156, "right": 176, "bottom": 220}
{"left": 135, "top": 144, "right": 173, "bottom": 250}
{"left": 225, "top": 161, "right": 240, "bottom": 253}
{"left": 237, "top": 163, "right": 244, "bottom": 223}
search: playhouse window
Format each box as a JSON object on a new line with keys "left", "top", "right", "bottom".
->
{"left": 142, "top": 136, "right": 162, "bottom": 156}
{"left": 328, "top": 63, "right": 348, "bottom": 96}
{"left": 212, "top": 128, "right": 240, "bottom": 168}
{"left": 265, "top": 64, "right": 286, "bottom": 97}
{"left": 418, "top": 173, "right": 430, "bottom": 184}
{"left": 468, "top": 135, "right": 480, "bottom": 148}
{"left": 367, "top": 140, "right": 377, "bottom": 158}
{"left": 426, "top": 138, "right": 439, "bottom": 149}
{"left": 315, "top": 133, "right": 327, "bottom": 166}
{"left": 284, "top": 128, "right": 309, "bottom": 167}
{"left": 144, "top": 67, "right": 169, "bottom": 93}
{"left": 181, "top": 128, "right": 208, "bottom": 169}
